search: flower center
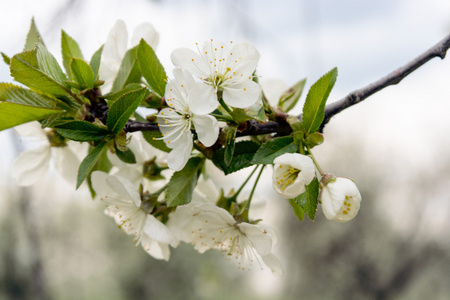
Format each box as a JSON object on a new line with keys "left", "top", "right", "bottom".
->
{"left": 276, "top": 166, "right": 300, "bottom": 191}
{"left": 342, "top": 195, "right": 353, "bottom": 215}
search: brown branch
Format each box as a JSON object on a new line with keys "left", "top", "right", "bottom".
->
{"left": 320, "top": 33, "right": 450, "bottom": 131}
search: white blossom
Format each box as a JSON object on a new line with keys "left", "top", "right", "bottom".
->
{"left": 272, "top": 153, "right": 316, "bottom": 199}
{"left": 91, "top": 171, "right": 178, "bottom": 260}
{"left": 99, "top": 20, "right": 159, "bottom": 92}
{"left": 171, "top": 40, "right": 262, "bottom": 114}
{"left": 12, "top": 122, "right": 85, "bottom": 186}
{"left": 157, "top": 68, "right": 219, "bottom": 171}
{"left": 321, "top": 177, "right": 362, "bottom": 222}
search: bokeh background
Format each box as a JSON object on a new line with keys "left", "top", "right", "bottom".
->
{"left": 1, "top": 0, "right": 450, "bottom": 299}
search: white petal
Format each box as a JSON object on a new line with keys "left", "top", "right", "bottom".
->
{"left": 171, "top": 48, "right": 209, "bottom": 78}
{"left": 192, "top": 115, "right": 219, "bottom": 147}
{"left": 130, "top": 23, "right": 159, "bottom": 48}
{"left": 222, "top": 80, "right": 261, "bottom": 108}
{"left": 261, "top": 253, "right": 284, "bottom": 276}
{"left": 143, "top": 214, "right": 178, "bottom": 246}
{"left": 141, "top": 236, "right": 171, "bottom": 261}
{"left": 12, "top": 144, "right": 51, "bottom": 186}
{"left": 238, "top": 223, "right": 273, "bottom": 256}
{"left": 167, "top": 133, "right": 193, "bottom": 171}
{"left": 52, "top": 146, "right": 80, "bottom": 185}
{"left": 91, "top": 171, "right": 112, "bottom": 198}
{"left": 189, "top": 83, "right": 218, "bottom": 115}
{"left": 14, "top": 122, "right": 47, "bottom": 139}
{"left": 172, "top": 67, "right": 196, "bottom": 87}
{"left": 105, "top": 174, "right": 141, "bottom": 207}
{"left": 194, "top": 177, "right": 220, "bottom": 203}
{"left": 226, "top": 42, "right": 260, "bottom": 76}
{"left": 103, "top": 20, "right": 128, "bottom": 64}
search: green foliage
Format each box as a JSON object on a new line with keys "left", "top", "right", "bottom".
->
{"left": 0, "top": 83, "right": 59, "bottom": 108}
{"left": 106, "top": 87, "right": 148, "bottom": 134}
{"left": 70, "top": 58, "right": 95, "bottom": 89}
{"left": 111, "top": 46, "right": 142, "bottom": 93}
{"left": 251, "top": 136, "right": 298, "bottom": 164}
{"left": 102, "top": 83, "right": 143, "bottom": 101}
{"left": 1, "top": 52, "right": 10, "bottom": 65}
{"left": 224, "top": 125, "right": 237, "bottom": 166}
{"left": 55, "top": 121, "right": 111, "bottom": 141}
{"left": 0, "top": 102, "right": 61, "bottom": 131}
{"left": 289, "top": 199, "right": 305, "bottom": 221}
{"left": 24, "top": 17, "right": 45, "bottom": 51}
{"left": 10, "top": 48, "right": 69, "bottom": 96}
{"left": 61, "top": 30, "right": 84, "bottom": 79}
{"left": 166, "top": 157, "right": 205, "bottom": 207}
{"left": 137, "top": 39, "right": 166, "bottom": 99}
{"left": 89, "top": 45, "right": 103, "bottom": 79}
{"left": 291, "top": 178, "right": 319, "bottom": 221}
{"left": 302, "top": 68, "right": 337, "bottom": 135}
{"left": 115, "top": 148, "right": 137, "bottom": 164}
{"left": 77, "top": 141, "right": 108, "bottom": 189}
{"left": 142, "top": 130, "right": 171, "bottom": 152}
{"left": 278, "top": 78, "right": 306, "bottom": 113}
{"left": 213, "top": 141, "right": 259, "bottom": 175}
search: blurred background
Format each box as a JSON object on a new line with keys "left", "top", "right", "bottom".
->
{"left": 1, "top": 0, "right": 450, "bottom": 299}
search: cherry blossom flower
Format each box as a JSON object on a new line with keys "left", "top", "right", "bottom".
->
{"left": 272, "top": 153, "right": 316, "bottom": 199}
{"left": 171, "top": 40, "right": 262, "bottom": 114}
{"left": 99, "top": 20, "right": 159, "bottom": 92}
{"left": 170, "top": 202, "right": 283, "bottom": 275}
{"left": 12, "top": 122, "right": 86, "bottom": 186}
{"left": 91, "top": 171, "right": 178, "bottom": 260}
{"left": 321, "top": 177, "right": 362, "bottom": 222}
{"left": 157, "top": 68, "right": 219, "bottom": 171}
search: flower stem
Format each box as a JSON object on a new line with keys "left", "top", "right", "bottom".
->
{"left": 245, "top": 165, "right": 265, "bottom": 211}
{"left": 211, "top": 113, "right": 234, "bottom": 122}
{"left": 233, "top": 165, "right": 259, "bottom": 200}
{"left": 219, "top": 98, "right": 233, "bottom": 115}
{"left": 307, "top": 146, "right": 325, "bottom": 177}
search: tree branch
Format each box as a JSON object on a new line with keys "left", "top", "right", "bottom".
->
{"left": 320, "top": 33, "right": 450, "bottom": 131}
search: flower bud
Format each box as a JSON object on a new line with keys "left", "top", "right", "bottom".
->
{"left": 321, "top": 177, "right": 361, "bottom": 222}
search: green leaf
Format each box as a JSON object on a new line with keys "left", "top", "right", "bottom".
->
{"left": 61, "top": 30, "right": 84, "bottom": 79}
{"left": 292, "top": 178, "right": 319, "bottom": 221}
{"left": 115, "top": 148, "right": 137, "bottom": 164}
{"left": 142, "top": 130, "right": 171, "bottom": 152}
{"left": 1, "top": 52, "right": 10, "bottom": 65}
{"left": 103, "top": 83, "right": 144, "bottom": 101}
{"left": 106, "top": 87, "right": 147, "bottom": 134}
{"left": 224, "top": 125, "right": 237, "bottom": 166}
{"left": 77, "top": 141, "right": 108, "bottom": 189}
{"left": 36, "top": 44, "right": 68, "bottom": 85}
{"left": 278, "top": 78, "right": 306, "bottom": 113}
{"left": 213, "top": 141, "right": 260, "bottom": 175}
{"left": 90, "top": 45, "right": 103, "bottom": 78}
{"left": 229, "top": 108, "right": 252, "bottom": 123}
{"left": 137, "top": 39, "right": 166, "bottom": 98}
{"left": 0, "top": 102, "right": 61, "bottom": 131}
{"left": 289, "top": 199, "right": 305, "bottom": 221}
{"left": 24, "top": 17, "right": 45, "bottom": 51}
{"left": 111, "top": 46, "right": 142, "bottom": 93}
{"left": 0, "top": 83, "right": 59, "bottom": 108}
{"left": 55, "top": 121, "right": 111, "bottom": 141}
{"left": 251, "top": 136, "right": 298, "bottom": 164}
{"left": 70, "top": 58, "right": 95, "bottom": 89}
{"left": 10, "top": 48, "right": 69, "bottom": 96}
{"left": 166, "top": 157, "right": 205, "bottom": 207}
{"left": 302, "top": 68, "right": 337, "bottom": 134}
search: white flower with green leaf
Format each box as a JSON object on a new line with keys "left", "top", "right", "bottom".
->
{"left": 157, "top": 68, "right": 219, "bottom": 171}
{"left": 272, "top": 153, "right": 316, "bottom": 199}
{"left": 321, "top": 177, "right": 362, "bottom": 222}
{"left": 99, "top": 20, "right": 159, "bottom": 92}
{"left": 91, "top": 171, "right": 178, "bottom": 260}
{"left": 170, "top": 40, "right": 262, "bottom": 114}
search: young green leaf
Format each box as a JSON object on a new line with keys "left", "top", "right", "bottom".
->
{"left": 292, "top": 178, "right": 319, "bottom": 221}
{"left": 213, "top": 141, "right": 259, "bottom": 175}
{"left": 76, "top": 141, "right": 108, "bottom": 189}
{"left": 10, "top": 49, "right": 69, "bottom": 96}
{"left": 302, "top": 68, "right": 337, "bottom": 135}
{"left": 0, "top": 102, "right": 61, "bottom": 131}
{"left": 279, "top": 78, "right": 306, "bottom": 113}
{"left": 70, "top": 58, "right": 95, "bottom": 89}
{"left": 0, "top": 83, "right": 59, "bottom": 108}
{"left": 61, "top": 30, "right": 84, "bottom": 79}
{"left": 166, "top": 157, "right": 205, "bottom": 207}
{"left": 36, "top": 44, "right": 68, "bottom": 85}
{"left": 111, "top": 46, "right": 142, "bottom": 93}
{"left": 106, "top": 87, "right": 147, "bottom": 134}
{"left": 142, "top": 130, "right": 171, "bottom": 152}
{"left": 251, "top": 136, "right": 298, "bottom": 165}
{"left": 55, "top": 121, "right": 111, "bottom": 141}
{"left": 24, "top": 17, "right": 45, "bottom": 51}
{"left": 137, "top": 39, "right": 166, "bottom": 98}
{"left": 1, "top": 52, "right": 10, "bottom": 65}
{"left": 289, "top": 199, "right": 305, "bottom": 221}
{"left": 224, "top": 125, "right": 238, "bottom": 166}
{"left": 90, "top": 45, "right": 103, "bottom": 79}
{"left": 115, "top": 148, "right": 137, "bottom": 164}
